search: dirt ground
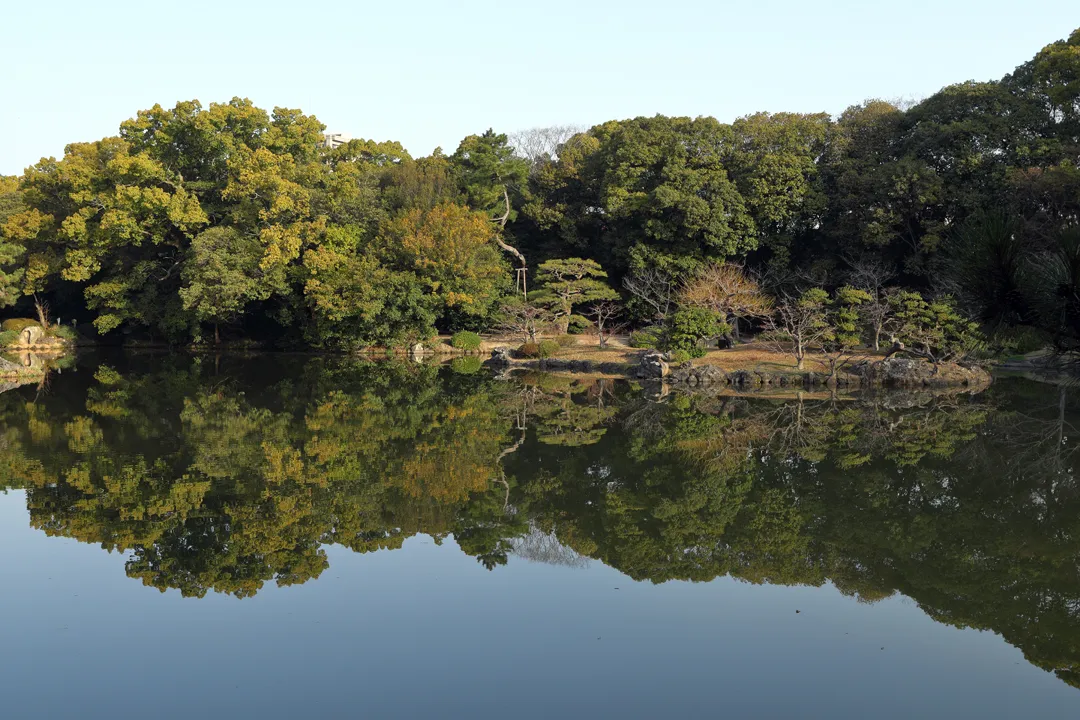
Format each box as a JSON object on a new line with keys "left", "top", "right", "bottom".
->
{"left": 433, "top": 333, "right": 887, "bottom": 374}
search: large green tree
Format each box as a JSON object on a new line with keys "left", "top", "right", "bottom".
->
{"left": 531, "top": 257, "right": 618, "bottom": 333}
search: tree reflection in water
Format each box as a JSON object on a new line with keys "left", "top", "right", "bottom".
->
{"left": 2, "top": 354, "right": 1080, "bottom": 688}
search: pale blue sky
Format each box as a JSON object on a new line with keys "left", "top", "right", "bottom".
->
{"left": 2, "top": 1, "right": 1075, "bottom": 175}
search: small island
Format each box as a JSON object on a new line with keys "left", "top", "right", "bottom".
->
{"left": 0, "top": 316, "right": 75, "bottom": 384}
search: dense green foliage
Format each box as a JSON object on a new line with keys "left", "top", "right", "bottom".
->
{"left": 450, "top": 330, "right": 483, "bottom": 351}
{"left": 1, "top": 28, "right": 1078, "bottom": 350}
{"left": 665, "top": 307, "right": 726, "bottom": 357}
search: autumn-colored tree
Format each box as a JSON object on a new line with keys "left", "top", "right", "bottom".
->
{"left": 679, "top": 262, "right": 772, "bottom": 342}
{"left": 382, "top": 202, "right": 508, "bottom": 322}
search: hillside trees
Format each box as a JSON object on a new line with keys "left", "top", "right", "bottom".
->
{"left": 3, "top": 26, "right": 1079, "bottom": 347}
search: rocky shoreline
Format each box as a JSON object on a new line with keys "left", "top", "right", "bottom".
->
{"left": 488, "top": 347, "right": 993, "bottom": 390}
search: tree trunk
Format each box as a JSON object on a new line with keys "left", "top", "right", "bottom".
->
{"left": 214, "top": 323, "right": 220, "bottom": 346}
{"left": 873, "top": 326, "right": 881, "bottom": 352}
{"left": 494, "top": 188, "right": 528, "bottom": 297}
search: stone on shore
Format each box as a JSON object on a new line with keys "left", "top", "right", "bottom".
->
{"left": 636, "top": 351, "right": 669, "bottom": 379}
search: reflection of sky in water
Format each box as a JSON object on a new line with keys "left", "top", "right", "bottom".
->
{"left": 2, "top": 489, "right": 1078, "bottom": 719}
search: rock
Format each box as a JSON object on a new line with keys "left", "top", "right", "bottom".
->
{"left": 598, "top": 361, "right": 630, "bottom": 375}
{"left": 410, "top": 342, "right": 425, "bottom": 356}
{"left": 636, "top": 351, "right": 669, "bottom": 379}
{"left": 489, "top": 346, "right": 513, "bottom": 367}
{"left": 853, "top": 357, "right": 934, "bottom": 387}
{"left": 851, "top": 357, "right": 988, "bottom": 389}
{"left": 729, "top": 369, "right": 751, "bottom": 386}
{"left": 695, "top": 365, "right": 727, "bottom": 386}
{"left": 20, "top": 326, "right": 44, "bottom": 346}
{"left": 18, "top": 352, "right": 44, "bottom": 370}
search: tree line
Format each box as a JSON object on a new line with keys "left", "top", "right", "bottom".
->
{"left": 0, "top": 28, "right": 1077, "bottom": 351}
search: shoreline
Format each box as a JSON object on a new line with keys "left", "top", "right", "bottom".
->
{"left": 0, "top": 337, "right": 1008, "bottom": 391}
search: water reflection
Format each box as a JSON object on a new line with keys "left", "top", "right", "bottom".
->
{"left": 2, "top": 353, "right": 1079, "bottom": 688}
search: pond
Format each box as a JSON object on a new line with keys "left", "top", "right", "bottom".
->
{"left": 1, "top": 351, "right": 1079, "bottom": 718}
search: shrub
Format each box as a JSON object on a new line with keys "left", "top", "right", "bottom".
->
{"left": 450, "top": 356, "right": 483, "bottom": 374}
{"left": 450, "top": 331, "right": 483, "bottom": 352}
{"left": 538, "top": 339, "right": 561, "bottom": 358}
{"left": 49, "top": 325, "right": 77, "bottom": 341}
{"left": 666, "top": 307, "right": 726, "bottom": 358}
{"left": 667, "top": 349, "right": 693, "bottom": 363}
{"left": 554, "top": 334, "right": 577, "bottom": 348}
{"left": 518, "top": 342, "right": 542, "bottom": 358}
{"left": 0, "top": 330, "right": 18, "bottom": 348}
{"left": 1, "top": 318, "right": 40, "bottom": 333}
{"left": 888, "top": 291, "right": 982, "bottom": 364}
{"left": 629, "top": 326, "right": 662, "bottom": 349}
{"left": 566, "top": 314, "right": 590, "bottom": 334}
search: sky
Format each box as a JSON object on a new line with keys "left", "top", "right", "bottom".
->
{"left": 2, "top": 0, "right": 1076, "bottom": 175}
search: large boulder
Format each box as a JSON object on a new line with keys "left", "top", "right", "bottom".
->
{"left": 636, "top": 351, "right": 669, "bottom": 379}
{"left": 851, "top": 356, "right": 937, "bottom": 386}
{"left": 20, "top": 326, "right": 44, "bottom": 347}
{"left": 877, "top": 358, "right": 935, "bottom": 385}
{"left": 852, "top": 357, "right": 989, "bottom": 388}
{"left": 695, "top": 365, "right": 727, "bottom": 385}
{"left": 489, "top": 346, "right": 513, "bottom": 367}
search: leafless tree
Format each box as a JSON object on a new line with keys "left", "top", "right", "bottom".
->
{"left": 844, "top": 256, "right": 895, "bottom": 294}
{"left": 511, "top": 526, "right": 590, "bottom": 569}
{"left": 33, "top": 294, "right": 51, "bottom": 330}
{"left": 496, "top": 302, "right": 552, "bottom": 344}
{"left": 623, "top": 265, "right": 681, "bottom": 322}
{"left": 508, "top": 125, "right": 584, "bottom": 167}
{"left": 586, "top": 300, "right": 625, "bottom": 349}
{"left": 762, "top": 290, "right": 835, "bottom": 371}
{"left": 844, "top": 256, "right": 897, "bottom": 350}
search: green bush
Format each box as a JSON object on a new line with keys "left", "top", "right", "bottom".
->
{"left": 566, "top": 315, "right": 590, "bottom": 334}
{"left": 450, "top": 356, "right": 483, "bottom": 374}
{"left": 48, "top": 325, "right": 77, "bottom": 341}
{"left": 555, "top": 334, "right": 577, "bottom": 348}
{"left": 518, "top": 342, "right": 541, "bottom": 358}
{"left": 629, "top": 326, "right": 662, "bottom": 349}
{"left": 667, "top": 349, "right": 693, "bottom": 363}
{"left": 450, "top": 331, "right": 483, "bottom": 352}
{"left": 666, "top": 307, "right": 726, "bottom": 358}
{"left": 0, "top": 330, "right": 19, "bottom": 347}
{"left": 538, "top": 339, "right": 561, "bottom": 358}
{"left": 1, "top": 318, "right": 40, "bottom": 333}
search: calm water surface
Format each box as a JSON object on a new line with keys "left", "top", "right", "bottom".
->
{"left": 2, "top": 352, "right": 1079, "bottom": 718}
